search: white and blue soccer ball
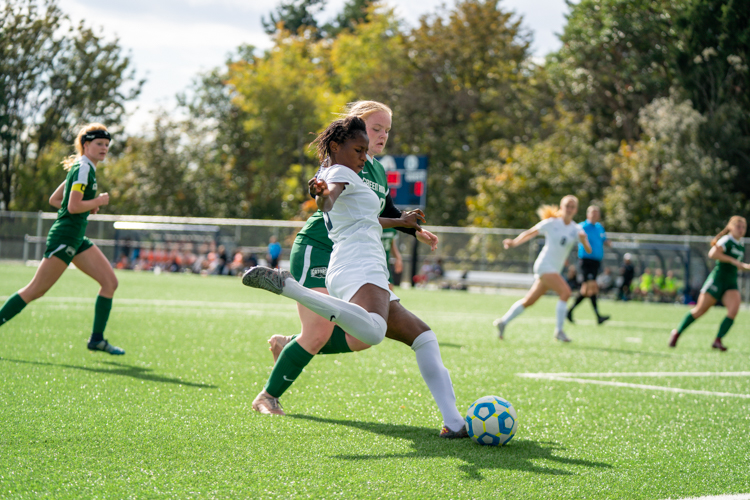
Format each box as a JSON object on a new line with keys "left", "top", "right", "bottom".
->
{"left": 465, "top": 395, "right": 518, "bottom": 446}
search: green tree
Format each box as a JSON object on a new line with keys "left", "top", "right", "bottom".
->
{"left": 262, "top": 0, "right": 325, "bottom": 36}
{"left": 468, "top": 110, "right": 614, "bottom": 229}
{"left": 228, "top": 33, "right": 346, "bottom": 219}
{"left": 0, "top": 0, "right": 142, "bottom": 210}
{"left": 672, "top": 0, "right": 750, "bottom": 201}
{"left": 391, "top": 0, "right": 552, "bottom": 225}
{"left": 547, "top": 0, "right": 677, "bottom": 141}
{"left": 603, "top": 95, "right": 745, "bottom": 234}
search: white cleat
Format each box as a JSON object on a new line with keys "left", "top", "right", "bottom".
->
{"left": 493, "top": 318, "right": 506, "bottom": 340}
{"left": 554, "top": 330, "right": 572, "bottom": 342}
{"left": 242, "top": 266, "right": 292, "bottom": 295}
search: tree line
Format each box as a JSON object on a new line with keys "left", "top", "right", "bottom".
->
{"left": 1, "top": 0, "right": 748, "bottom": 234}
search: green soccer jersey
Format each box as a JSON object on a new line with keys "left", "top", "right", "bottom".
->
{"left": 713, "top": 234, "right": 745, "bottom": 279}
{"left": 47, "top": 156, "right": 98, "bottom": 244}
{"left": 295, "top": 156, "right": 389, "bottom": 251}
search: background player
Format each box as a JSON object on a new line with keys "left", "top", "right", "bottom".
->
{"left": 0, "top": 123, "right": 124, "bottom": 355}
{"left": 567, "top": 205, "right": 610, "bottom": 324}
{"left": 669, "top": 216, "right": 749, "bottom": 351}
{"left": 494, "top": 195, "right": 591, "bottom": 342}
{"left": 382, "top": 228, "right": 403, "bottom": 290}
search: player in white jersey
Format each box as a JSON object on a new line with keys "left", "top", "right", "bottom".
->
{"left": 493, "top": 195, "right": 591, "bottom": 342}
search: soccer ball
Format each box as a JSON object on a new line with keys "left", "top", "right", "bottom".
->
{"left": 465, "top": 395, "right": 518, "bottom": 446}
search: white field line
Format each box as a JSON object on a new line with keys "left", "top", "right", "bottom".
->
{"left": 520, "top": 371, "right": 750, "bottom": 378}
{"left": 518, "top": 372, "right": 750, "bottom": 399}
{"left": 663, "top": 495, "right": 750, "bottom": 500}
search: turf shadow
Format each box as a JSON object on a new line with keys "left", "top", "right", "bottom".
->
{"left": 437, "top": 342, "right": 463, "bottom": 349}
{"left": 0, "top": 357, "right": 217, "bottom": 388}
{"left": 289, "top": 414, "right": 612, "bottom": 479}
{"left": 571, "top": 345, "right": 677, "bottom": 358}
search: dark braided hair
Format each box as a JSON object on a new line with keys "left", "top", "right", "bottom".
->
{"left": 312, "top": 116, "right": 368, "bottom": 163}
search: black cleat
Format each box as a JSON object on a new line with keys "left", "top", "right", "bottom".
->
{"left": 566, "top": 309, "right": 575, "bottom": 324}
{"left": 597, "top": 315, "right": 610, "bottom": 325}
{"left": 440, "top": 425, "right": 469, "bottom": 439}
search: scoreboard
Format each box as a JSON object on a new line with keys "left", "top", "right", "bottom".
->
{"left": 378, "top": 155, "right": 428, "bottom": 210}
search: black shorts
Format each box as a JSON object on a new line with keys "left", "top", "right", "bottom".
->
{"left": 577, "top": 258, "right": 601, "bottom": 283}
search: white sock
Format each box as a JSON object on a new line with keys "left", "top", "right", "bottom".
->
{"left": 411, "top": 330, "right": 465, "bottom": 432}
{"left": 282, "top": 279, "right": 387, "bottom": 345}
{"left": 556, "top": 299, "right": 567, "bottom": 332}
{"left": 501, "top": 299, "right": 525, "bottom": 324}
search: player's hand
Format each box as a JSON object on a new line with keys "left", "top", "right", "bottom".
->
{"left": 742, "top": 263, "right": 750, "bottom": 271}
{"left": 503, "top": 238, "right": 514, "bottom": 249}
{"left": 307, "top": 177, "right": 318, "bottom": 198}
{"left": 398, "top": 210, "right": 426, "bottom": 231}
{"left": 417, "top": 229, "right": 438, "bottom": 251}
{"left": 90, "top": 206, "right": 99, "bottom": 215}
{"left": 97, "top": 193, "right": 110, "bottom": 206}
{"left": 310, "top": 178, "right": 330, "bottom": 198}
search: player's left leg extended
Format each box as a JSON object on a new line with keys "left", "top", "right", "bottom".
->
{"left": 72, "top": 245, "right": 123, "bottom": 355}
{"left": 713, "top": 290, "right": 741, "bottom": 351}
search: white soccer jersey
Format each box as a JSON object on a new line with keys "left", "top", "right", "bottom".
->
{"left": 532, "top": 217, "right": 584, "bottom": 276}
{"left": 317, "top": 164, "right": 389, "bottom": 300}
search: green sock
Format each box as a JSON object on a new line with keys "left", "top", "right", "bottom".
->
{"left": 676, "top": 312, "right": 696, "bottom": 334}
{"left": 317, "top": 326, "right": 353, "bottom": 355}
{"left": 0, "top": 293, "right": 27, "bottom": 326}
{"left": 264, "top": 339, "right": 314, "bottom": 398}
{"left": 716, "top": 317, "right": 734, "bottom": 339}
{"left": 90, "top": 296, "right": 112, "bottom": 343}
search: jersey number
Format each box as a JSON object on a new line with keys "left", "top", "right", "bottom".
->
{"left": 560, "top": 237, "right": 567, "bottom": 246}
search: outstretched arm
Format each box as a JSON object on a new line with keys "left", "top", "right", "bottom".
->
{"left": 708, "top": 244, "right": 750, "bottom": 271}
{"left": 503, "top": 228, "right": 539, "bottom": 249}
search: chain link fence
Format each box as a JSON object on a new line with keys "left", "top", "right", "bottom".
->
{"left": 1, "top": 210, "right": 747, "bottom": 303}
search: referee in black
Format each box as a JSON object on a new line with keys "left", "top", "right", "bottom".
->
{"left": 567, "top": 206, "right": 610, "bottom": 324}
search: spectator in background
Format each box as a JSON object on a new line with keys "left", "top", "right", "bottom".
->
{"left": 596, "top": 267, "right": 615, "bottom": 294}
{"left": 635, "top": 268, "right": 653, "bottom": 300}
{"left": 216, "top": 245, "right": 228, "bottom": 275}
{"left": 268, "top": 236, "right": 282, "bottom": 269}
{"left": 652, "top": 268, "right": 665, "bottom": 297}
{"left": 661, "top": 270, "right": 678, "bottom": 302}
{"left": 619, "top": 253, "right": 635, "bottom": 301}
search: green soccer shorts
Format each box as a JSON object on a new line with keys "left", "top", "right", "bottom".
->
{"left": 290, "top": 242, "right": 331, "bottom": 289}
{"left": 44, "top": 236, "right": 94, "bottom": 265}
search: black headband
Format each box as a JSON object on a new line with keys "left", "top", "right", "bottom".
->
{"left": 81, "top": 130, "right": 111, "bottom": 145}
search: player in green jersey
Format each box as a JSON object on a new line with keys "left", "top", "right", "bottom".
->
{"left": 669, "top": 216, "right": 749, "bottom": 351}
{"left": 0, "top": 123, "right": 124, "bottom": 355}
{"left": 251, "top": 101, "right": 469, "bottom": 438}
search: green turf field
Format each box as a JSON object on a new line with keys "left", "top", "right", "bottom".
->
{"left": 1, "top": 262, "right": 749, "bottom": 499}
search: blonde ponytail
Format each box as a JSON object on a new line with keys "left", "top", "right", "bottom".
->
{"left": 711, "top": 216, "right": 747, "bottom": 246}
{"left": 537, "top": 195, "right": 578, "bottom": 220}
{"left": 537, "top": 205, "right": 561, "bottom": 220}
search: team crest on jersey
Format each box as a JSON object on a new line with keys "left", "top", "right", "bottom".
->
{"left": 310, "top": 267, "right": 327, "bottom": 278}
{"left": 92, "top": 182, "right": 97, "bottom": 191}
{"left": 65, "top": 246, "right": 76, "bottom": 257}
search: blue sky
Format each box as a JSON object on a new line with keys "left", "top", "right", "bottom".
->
{"left": 58, "top": 0, "right": 571, "bottom": 133}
